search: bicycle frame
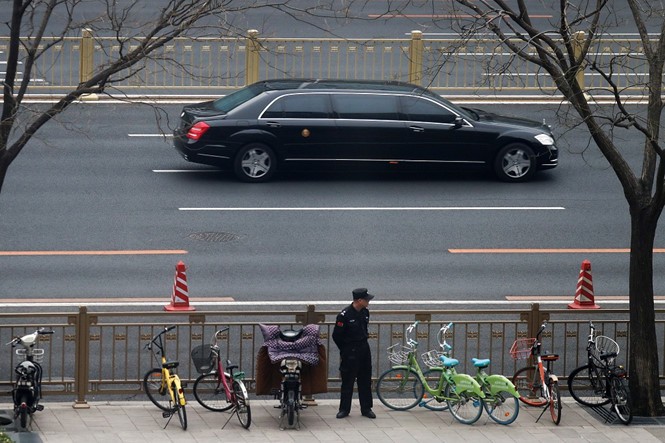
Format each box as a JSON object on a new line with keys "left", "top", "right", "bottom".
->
{"left": 391, "top": 322, "right": 484, "bottom": 402}
{"left": 209, "top": 328, "right": 240, "bottom": 404}
{"left": 149, "top": 326, "right": 185, "bottom": 407}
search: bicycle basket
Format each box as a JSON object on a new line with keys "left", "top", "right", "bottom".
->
{"left": 387, "top": 343, "right": 413, "bottom": 365}
{"left": 421, "top": 350, "right": 447, "bottom": 368}
{"left": 16, "top": 348, "right": 44, "bottom": 363}
{"left": 510, "top": 338, "right": 536, "bottom": 360}
{"left": 190, "top": 345, "right": 214, "bottom": 374}
{"left": 592, "top": 336, "right": 620, "bottom": 362}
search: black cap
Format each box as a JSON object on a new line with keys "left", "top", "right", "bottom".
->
{"left": 352, "top": 288, "right": 375, "bottom": 300}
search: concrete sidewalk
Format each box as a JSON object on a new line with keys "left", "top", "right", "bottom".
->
{"left": 2, "top": 398, "right": 665, "bottom": 443}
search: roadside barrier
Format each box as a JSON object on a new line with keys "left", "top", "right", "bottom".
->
{"left": 0, "top": 30, "right": 650, "bottom": 95}
{"left": 0, "top": 303, "right": 661, "bottom": 408}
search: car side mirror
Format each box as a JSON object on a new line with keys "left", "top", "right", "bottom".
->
{"left": 453, "top": 116, "right": 464, "bottom": 128}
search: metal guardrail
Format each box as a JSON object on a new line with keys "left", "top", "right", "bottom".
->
{"left": 1, "top": 304, "right": 663, "bottom": 408}
{"left": 0, "top": 31, "right": 651, "bottom": 94}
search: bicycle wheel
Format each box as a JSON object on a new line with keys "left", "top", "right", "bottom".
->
{"left": 610, "top": 377, "right": 632, "bottom": 425}
{"left": 143, "top": 368, "right": 175, "bottom": 412}
{"left": 17, "top": 395, "right": 28, "bottom": 430}
{"left": 375, "top": 368, "right": 424, "bottom": 410}
{"left": 287, "top": 390, "right": 296, "bottom": 426}
{"left": 193, "top": 372, "right": 234, "bottom": 412}
{"left": 548, "top": 379, "right": 562, "bottom": 425}
{"left": 233, "top": 380, "right": 252, "bottom": 429}
{"left": 173, "top": 381, "right": 187, "bottom": 430}
{"left": 483, "top": 390, "right": 519, "bottom": 425}
{"left": 567, "top": 364, "right": 610, "bottom": 407}
{"left": 421, "top": 368, "right": 449, "bottom": 411}
{"left": 512, "top": 366, "right": 547, "bottom": 406}
{"left": 444, "top": 383, "right": 483, "bottom": 425}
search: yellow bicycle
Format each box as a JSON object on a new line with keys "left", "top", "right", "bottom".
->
{"left": 143, "top": 325, "right": 188, "bottom": 430}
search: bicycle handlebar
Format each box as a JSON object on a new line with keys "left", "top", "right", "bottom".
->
{"left": 437, "top": 322, "right": 454, "bottom": 351}
{"left": 405, "top": 321, "right": 419, "bottom": 347}
{"left": 6, "top": 328, "right": 54, "bottom": 346}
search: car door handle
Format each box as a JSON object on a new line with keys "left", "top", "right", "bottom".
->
{"left": 266, "top": 121, "right": 281, "bottom": 127}
{"left": 409, "top": 126, "right": 424, "bottom": 133}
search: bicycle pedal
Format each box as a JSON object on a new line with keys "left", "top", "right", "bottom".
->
{"left": 35, "top": 405, "right": 44, "bottom": 411}
{"left": 162, "top": 412, "right": 172, "bottom": 418}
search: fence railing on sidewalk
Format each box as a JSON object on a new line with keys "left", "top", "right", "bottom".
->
{"left": 1, "top": 303, "right": 662, "bottom": 408}
{"left": 0, "top": 30, "right": 652, "bottom": 94}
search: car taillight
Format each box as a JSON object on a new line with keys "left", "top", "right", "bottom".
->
{"left": 186, "top": 122, "right": 210, "bottom": 140}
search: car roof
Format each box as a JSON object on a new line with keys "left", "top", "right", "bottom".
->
{"left": 251, "top": 78, "right": 436, "bottom": 96}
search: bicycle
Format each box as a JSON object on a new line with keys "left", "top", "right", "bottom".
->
{"left": 470, "top": 357, "right": 520, "bottom": 425}
{"left": 142, "top": 325, "right": 188, "bottom": 430}
{"left": 6, "top": 328, "right": 54, "bottom": 430}
{"left": 375, "top": 321, "right": 486, "bottom": 424}
{"left": 191, "top": 327, "right": 251, "bottom": 429}
{"left": 567, "top": 321, "right": 632, "bottom": 424}
{"left": 511, "top": 321, "right": 562, "bottom": 425}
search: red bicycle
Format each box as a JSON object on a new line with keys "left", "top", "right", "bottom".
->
{"left": 191, "top": 328, "right": 251, "bottom": 429}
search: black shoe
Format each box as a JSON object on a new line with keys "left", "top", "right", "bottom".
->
{"left": 336, "top": 410, "right": 349, "bottom": 419}
{"left": 361, "top": 409, "right": 376, "bottom": 419}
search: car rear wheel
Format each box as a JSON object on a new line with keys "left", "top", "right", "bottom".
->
{"left": 234, "top": 143, "right": 276, "bottom": 182}
{"left": 493, "top": 143, "right": 536, "bottom": 182}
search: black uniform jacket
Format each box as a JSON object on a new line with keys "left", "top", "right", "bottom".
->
{"left": 332, "top": 304, "right": 370, "bottom": 353}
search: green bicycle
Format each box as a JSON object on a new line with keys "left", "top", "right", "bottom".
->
{"left": 375, "top": 321, "right": 486, "bottom": 424}
{"left": 470, "top": 357, "right": 520, "bottom": 425}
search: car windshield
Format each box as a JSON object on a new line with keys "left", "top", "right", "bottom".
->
{"left": 212, "top": 84, "right": 265, "bottom": 112}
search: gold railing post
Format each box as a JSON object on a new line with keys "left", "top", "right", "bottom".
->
{"left": 79, "top": 28, "right": 94, "bottom": 84}
{"left": 520, "top": 303, "right": 550, "bottom": 339}
{"left": 245, "top": 29, "right": 260, "bottom": 85}
{"left": 73, "top": 306, "right": 91, "bottom": 409}
{"left": 408, "top": 30, "right": 423, "bottom": 85}
{"left": 573, "top": 31, "right": 586, "bottom": 91}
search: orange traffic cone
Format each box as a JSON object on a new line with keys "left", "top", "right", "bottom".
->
{"left": 568, "top": 259, "right": 600, "bottom": 309}
{"left": 164, "top": 260, "right": 195, "bottom": 311}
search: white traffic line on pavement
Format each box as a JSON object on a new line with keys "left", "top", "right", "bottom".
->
{"left": 152, "top": 169, "right": 221, "bottom": 173}
{"left": 178, "top": 206, "right": 566, "bottom": 211}
{"left": 128, "top": 134, "right": 173, "bottom": 137}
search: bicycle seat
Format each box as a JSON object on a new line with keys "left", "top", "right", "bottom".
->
{"left": 472, "top": 358, "right": 491, "bottom": 368}
{"left": 279, "top": 328, "right": 304, "bottom": 342}
{"left": 542, "top": 354, "right": 559, "bottom": 361}
{"left": 162, "top": 361, "right": 179, "bottom": 370}
{"left": 440, "top": 356, "right": 459, "bottom": 368}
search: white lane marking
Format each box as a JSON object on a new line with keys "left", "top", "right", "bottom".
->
{"left": 178, "top": 206, "right": 565, "bottom": 211}
{"left": 128, "top": 134, "right": 173, "bottom": 137}
{"left": 153, "top": 169, "right": 221, "bottom": 173}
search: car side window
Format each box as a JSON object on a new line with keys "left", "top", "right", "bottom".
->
{"left": 332, "top": 94, "right": 400, "bottom": 120}
{"left": 262, "top": 94, "right": 330, "bottom": 118}
{"left": 400, "top": 96, "right": 457, "bottom": 124}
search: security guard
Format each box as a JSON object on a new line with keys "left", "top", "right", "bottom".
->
{"left": 332, "top": 287, "right": 376, "bottom": 419}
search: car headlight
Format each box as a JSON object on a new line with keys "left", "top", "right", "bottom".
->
{"left": 534, "top": 134, "right": 554, "bottom": 145}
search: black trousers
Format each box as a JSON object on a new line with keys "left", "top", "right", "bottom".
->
{"left": 338, "top": 343, "right": 373, "bottom": 412}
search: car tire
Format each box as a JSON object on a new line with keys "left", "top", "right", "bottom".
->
{"left": 493, "top": 143, "right": 536, "bottom": 182}
{"left": 234, "top": 143, "right": 276, "bottom": 182}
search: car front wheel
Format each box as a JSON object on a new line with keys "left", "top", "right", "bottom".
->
{"left": 493, "top": 143, "right": 536, "bottom": 182}
{"left": 234, "top": 143, "right": 276, "bottom": 182}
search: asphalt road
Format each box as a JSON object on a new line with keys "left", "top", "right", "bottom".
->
{"left": 1, "top": 100, "right": 663, "bottom": 304}
{"left": 5, "top": 0, "right": 643, "bottom": 38}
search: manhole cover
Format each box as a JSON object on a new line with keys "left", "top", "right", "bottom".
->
{"left": 187, "top": 232, "right": 243, "bottom": 243}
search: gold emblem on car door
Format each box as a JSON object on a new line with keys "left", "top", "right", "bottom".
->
{"left": 301, "top": 128, "right": 310, "bottom": 138}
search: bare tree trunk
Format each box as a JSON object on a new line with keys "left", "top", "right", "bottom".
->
{"left": 628, "top": 203, "right": 665, "bottom": 416}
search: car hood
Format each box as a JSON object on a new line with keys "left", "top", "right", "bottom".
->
{"left": 462, "top": 107, "right": 550, "bottom": 131}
